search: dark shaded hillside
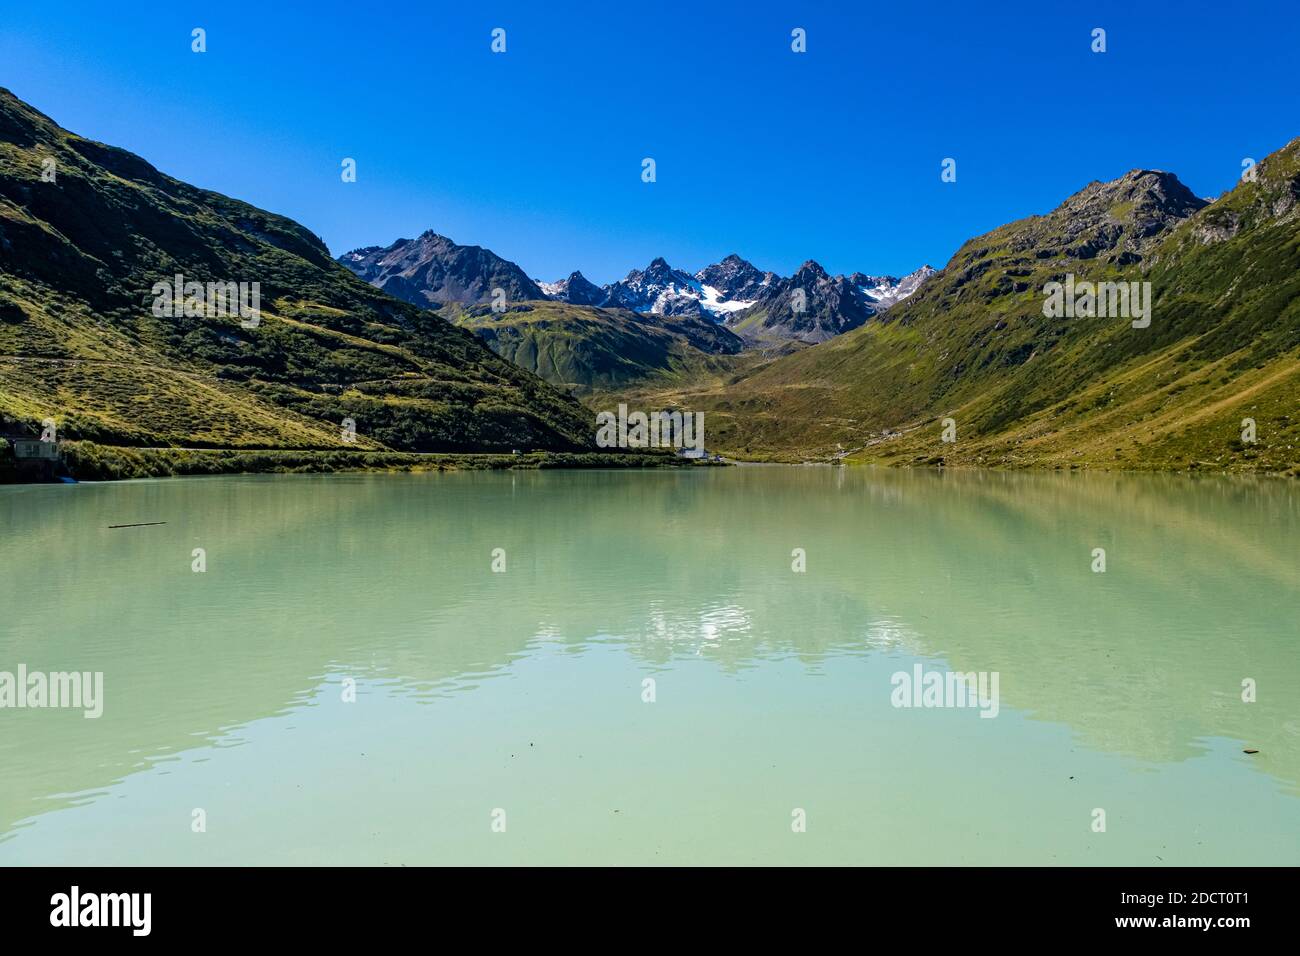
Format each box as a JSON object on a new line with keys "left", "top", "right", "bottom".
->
{"left": 0, "top": 89, "right": 592, "bottom": 454}
{"left": 654, "top": 143, "right": 1300, "bottom": 473}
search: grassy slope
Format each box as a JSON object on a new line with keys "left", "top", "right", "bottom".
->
{"left": 448, "top": 299, "right": 747, "bottom": 396}
{"left": 0, "top": 89, "right": 593, "bottom": 457}
{"left": 639, "top": 141, "right": 1300, "bottom": 474}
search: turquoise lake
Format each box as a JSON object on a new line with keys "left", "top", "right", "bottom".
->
{"left": 1, "top": 466, "right": 1296, "bottom": 865}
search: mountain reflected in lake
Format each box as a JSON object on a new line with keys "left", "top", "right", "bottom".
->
{"left": 1, "top": 467, "right": 1296, "bottom": 865}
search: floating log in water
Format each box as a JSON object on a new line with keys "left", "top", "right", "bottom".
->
{"left": 107, "top": 521, "right": 167, "bottom": 529}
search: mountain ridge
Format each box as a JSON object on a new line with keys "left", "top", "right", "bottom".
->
{"left": 339, "top": 235, "right": 932, "bottom": 342}
{"left": 645, "top": 146, "right": 1299, "bottom": 473}
{"left": 0, "top": 88, "right": 593, "bottom": 456}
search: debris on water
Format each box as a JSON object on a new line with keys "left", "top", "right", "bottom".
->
{"left": 107, "top": 521, "right": 166, "bottom": 529}
{"left": 1244, "top": 748, "right": 1259, "bottom": 754}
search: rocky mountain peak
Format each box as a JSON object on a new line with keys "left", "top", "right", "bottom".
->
{"left": 989, "top": 169, "right": 1213, "bottom": 265}
{"left": 538, "top": 270, "right": 607, "bottom": 306}
{"left": 695, "top": 253, "right": 771, "bottom": 302}
{"left": 1056, "top": 170, "right": 1207, "bottom": 243}
{"left": 338, "top": 231, "right": 543, "bottom": 307}
{"left": 793, "top": 260, "right": 830, "bottom": 281}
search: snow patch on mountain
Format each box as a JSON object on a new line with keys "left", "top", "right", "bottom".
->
{"left": 860, "top": 265, "right": 937, "bottom": 308}
{"left": 700, "top": 284, "right": 755, "bottom": 314}
{"left": 538, "top": 253, "right": 934, "bottom": 327}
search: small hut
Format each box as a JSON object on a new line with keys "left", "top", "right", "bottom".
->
{"left": 1, "top": 428, "right": 63, "bottom": 482}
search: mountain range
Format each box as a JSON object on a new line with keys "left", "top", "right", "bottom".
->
{"left": 332, "top": 233, "right": 937, "bottom": 394}
{"left": 1, "top": 85, "right": 1294, "bottom": 478}
{"left": 338, "top": 239, "right": 934, "bottom": 345}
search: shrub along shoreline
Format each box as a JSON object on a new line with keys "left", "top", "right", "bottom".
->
{"left": 6, "top": 441, "right": 708, "bottom": 483}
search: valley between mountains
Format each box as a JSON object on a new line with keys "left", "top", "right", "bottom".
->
{"left": 1, "top": 86, "right": 1296, "bottom": 478}
{"left": 337, "top": 144, "right": 1300, "bottom": 475}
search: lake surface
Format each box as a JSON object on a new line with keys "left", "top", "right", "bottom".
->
{"left": 1, "top": 466, "right": 1296, "bottom": 865}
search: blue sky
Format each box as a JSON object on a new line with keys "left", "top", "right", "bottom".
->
{"left": 2, "top": 1, "right": 1297, "bottom": 284}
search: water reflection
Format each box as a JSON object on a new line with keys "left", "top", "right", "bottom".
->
{"left": 0, "top": 466, "right": 1296, "bottom": 851}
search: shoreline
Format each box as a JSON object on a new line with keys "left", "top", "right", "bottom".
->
{"left": 1, "top": 442, "right": 711, "bottom": 484}
{"left": 717, "top": 450, "right": 1298, "bottom": 479}
{"left": 5, "top": 441, "right": 1292, "bottom": 484}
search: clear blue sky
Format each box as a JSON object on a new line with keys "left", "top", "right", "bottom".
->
{"left": 2, "top": 1, "right": 1296, "bottom": 284}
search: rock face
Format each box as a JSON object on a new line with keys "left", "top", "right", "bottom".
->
{"left": 727, "top": 261, "right": 876, "bottom": 343}
{"left": 537, "top": 270, "right": 607, "bottom": 306}
{"left": 726, "top": 262, "right": 935, "bottom": 344}
{"left": 543, "top": 254, "right": 777, "bottom": 320}
{"left": 853, "top": 265, "right": 937, "bottom": 309}
{"left": 604, "top": 257, "right": 706, "bottom": 316}
{"left": 542, "top": 253, "right": 929, "bottom": 341}
{"left": 1183, "top": 137, "right": 1300, "bottom": 247}
{"left": 696, "top": 254, "right": 778, "bottom": 303}
{"left": 338, "top": 231, "right": 544, "bottom": 307}
{"left": 1018, "top": 170, "right": 1209, "bottom": 264}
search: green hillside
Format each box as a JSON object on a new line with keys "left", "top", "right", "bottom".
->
{"left": 648, "top": 140, "right": 1300, "bottom": 474}
{"left": 448, "top": 299, "right": 746, "bottom": 395}
{"left": 0, "top": 89, "right": 593, "bottom": 459}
